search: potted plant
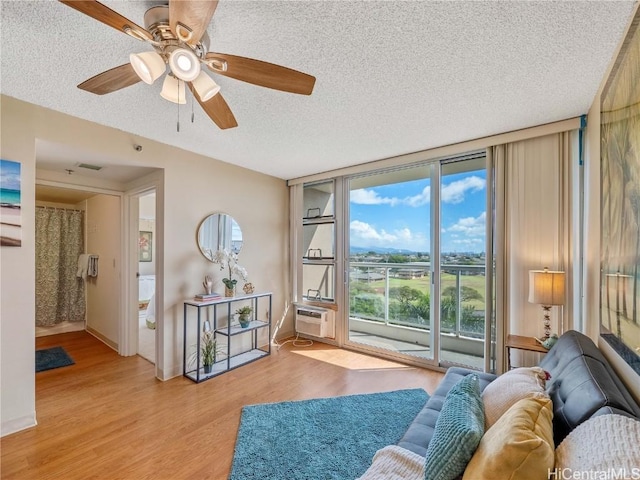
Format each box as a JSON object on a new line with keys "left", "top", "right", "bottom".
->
{"left": 236, "top": 306, "right": 253, "bottom": 328}
{"left": 189, "top": 331, "right": 218, "bottom": 374}
{"left": 212, "top": 249, "right": 248, "bottom": 297}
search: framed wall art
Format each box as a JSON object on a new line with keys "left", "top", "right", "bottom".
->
{"left": 139, "top": 231, "right": 153, "bottom": 262}
{"left": 600, "top": 9, "right": 640, "bottom": 374}
{"left": 0, "top": 159, "right": 22, "bottom": 247}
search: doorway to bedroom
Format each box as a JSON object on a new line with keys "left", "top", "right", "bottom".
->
{"left": 137, "top": 190, "right": 156, "bottom": 364}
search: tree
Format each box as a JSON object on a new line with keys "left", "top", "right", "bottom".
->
{"left": 442, "top": 286, "right": 483, "bottom": 302}
{"left": 390, "top": 285, "right": 422, "bottom": 305}
{"left": 387, "top": 254, "right": 410, "bottom": 263}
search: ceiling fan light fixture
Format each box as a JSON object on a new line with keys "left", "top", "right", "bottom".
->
{"left": 160, "top": 75, "right": 186, "bottom": 104}
{"left": 129, "top": 51, "right": 166, "bottom": 85}
{"left": 168, "top": 48, "right": 200, "bottom": 82}
{"left": 192, "top": 72, "right": 220, "bottom": 101}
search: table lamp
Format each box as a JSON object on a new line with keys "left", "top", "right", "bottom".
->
{"left": 528, "top": 267, "right": 565, "bottom": 340}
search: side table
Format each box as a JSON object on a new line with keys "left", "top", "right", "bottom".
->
{"left": 505, "top": 334, "right": 549, "bottom": 370}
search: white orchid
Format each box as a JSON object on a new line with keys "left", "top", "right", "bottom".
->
{"left": 212, "top": 249, "right": 248, "bottom": 289}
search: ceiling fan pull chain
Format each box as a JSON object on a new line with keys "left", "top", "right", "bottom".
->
{"left": 177, "top": 81, "right": 181, "bottom": 132}
{"left": 191, "top": 95, "right": 195, "bottom": 123}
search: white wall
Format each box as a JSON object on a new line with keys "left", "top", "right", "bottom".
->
{"left": 0, "top": 98, "right": 36, "bottom": 436}
{"left": 85, "top": 194, "right": 121, "bottom": 348}
{"left": 0, "top": 95, "right": 290, "bottom": 435}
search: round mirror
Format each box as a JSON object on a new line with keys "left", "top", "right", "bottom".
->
{"left": 197, "top": 213, "right": 243, "bottom": 261}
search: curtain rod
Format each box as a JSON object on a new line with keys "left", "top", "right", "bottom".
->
{"left": 36, "top": 205, "right": 84, "bottom": 213}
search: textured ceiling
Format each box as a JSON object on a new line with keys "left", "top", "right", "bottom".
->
{"left": 1, "top": 1, "right": 637, "bottom": 180}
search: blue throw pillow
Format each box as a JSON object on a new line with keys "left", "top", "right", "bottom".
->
{"left": 424, "top": 374, "right": 485, "bottom": 480}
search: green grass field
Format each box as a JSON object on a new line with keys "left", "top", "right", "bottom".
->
{"left": 358, "top": 273, "right": 486, "bottom": 310}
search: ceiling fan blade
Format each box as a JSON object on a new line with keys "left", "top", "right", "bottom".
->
{"left": 169, "top": 0, "right": 218, "bottom": 45}
{"left": 188, "top": 84, "right": 238, "bottom": 129}
{"left": 205, "top": 53, "right": 316, "bottom": 95}
{"left": 58, "top": 0, "right": 152, "bottom": 41}
{"left": 78, "top": 64, "right": 141, "bottom": 95}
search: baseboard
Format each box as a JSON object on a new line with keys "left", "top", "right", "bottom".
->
{"left": 1, "top": 413, "right": 37, "bottom": 437}
{"left": 157, "top": 364, "right": 182, "bottom": 381}
{"left": 86, "top": 326, "right": 118, "bottom": 351}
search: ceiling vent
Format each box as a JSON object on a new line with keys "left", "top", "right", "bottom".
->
{"left": 76, "top": 163, "right": 103, "bottom": 171}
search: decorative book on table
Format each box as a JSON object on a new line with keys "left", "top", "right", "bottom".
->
{"left": 194, "top": 292, "right": 222, "bottom": 301}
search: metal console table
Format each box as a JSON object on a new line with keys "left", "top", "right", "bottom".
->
{"left": 183, "top": 292, "right": 272, "bottom": 383}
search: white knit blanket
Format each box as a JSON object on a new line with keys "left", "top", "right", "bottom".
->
{"left": 356, "top": 445, "right": 425, "bottom": 480}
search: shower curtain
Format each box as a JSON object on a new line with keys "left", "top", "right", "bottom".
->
{"left": 35, "top": 207, "right": 86, "bottom": 326}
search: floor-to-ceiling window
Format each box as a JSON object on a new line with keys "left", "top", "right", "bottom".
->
{"left": 344, "top": 154, "right": 490, "bottom": 369}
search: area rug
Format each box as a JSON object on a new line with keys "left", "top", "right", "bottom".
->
{"left": 229, "top": 388, "right": 428, "bottom": 480}
{"left": 35, "top": 346, "right": 75, "bottom": 372}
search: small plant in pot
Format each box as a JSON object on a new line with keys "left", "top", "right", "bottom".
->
{"left": 189, "top": 331, "right": 218, "bottom": 374}
{"left": 236, "top": 306, "right": 253, "bottom": 328}
{"left": 201, "top": 331, "right": 217, "bottom": 373}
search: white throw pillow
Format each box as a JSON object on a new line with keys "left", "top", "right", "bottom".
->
{"left": 481, "top": 367, "right": 548, "bottom": 429}
{"left": 357, "top": 445, "right": 424, "bottom": 480}
{"left": 555, "top": 414, "right": 640, "bottom": 476}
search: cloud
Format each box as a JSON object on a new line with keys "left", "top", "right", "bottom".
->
{"left": 350, "top": 189, "right": 400, "bottom": 206}
{"left": 351, "top": 185, "right": 430, "bottom": 207}
{"left": 350, "top": 220, "right": 427, "bottom": 249}
{"left": 351, "top": 175, "right": 484, "bottom": 208}
{"left": 444, "top": 211, "right": 486, "bottom": 237}
{"left": 441, "top": 176, "right": 485, "bottom": 204}
{"left": 350, "top": 220, "right": 398, "bottom": 242}
{"left": 452, "top": 238, "right": 484, "bottom": 246}
{"left": 404, "top": 186, "right": 430, "bottom": 207}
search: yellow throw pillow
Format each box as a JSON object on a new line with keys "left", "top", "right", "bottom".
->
{"left": 462, "top": 396, "right": 554, "bottom": 480}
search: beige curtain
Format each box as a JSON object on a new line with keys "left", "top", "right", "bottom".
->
{"left": 35, "top": 207, "right": 86, "bottom": 326}
{"left": 492, "top": 131, "right": 576, "bottom": 371}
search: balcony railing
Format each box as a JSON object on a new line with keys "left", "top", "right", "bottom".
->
{"left": 349, "top": 261, "right": 486, "bottom": 339}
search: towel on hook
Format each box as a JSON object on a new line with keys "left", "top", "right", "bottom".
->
{"left": 77, "top": 254, "right": 90, "bottom": 279}
{"left": 88, "top": 255, "right": 99, "bottom": 277}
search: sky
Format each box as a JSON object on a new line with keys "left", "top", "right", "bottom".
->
{"left": 0, "top": 159, "right": 21, "bottom": 191}
{"left": 349, "top": 169, "right": 486, "bottom": 253}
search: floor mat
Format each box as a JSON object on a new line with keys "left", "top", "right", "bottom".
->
{"left": 35, "top": 346, "right": 75, "bottom": 372}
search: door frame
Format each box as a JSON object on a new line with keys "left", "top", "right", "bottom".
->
{"left": 123, "top": 174, "right": 164, "bottom": 379}
{"left": 341, "top": 153, "right": 493, "bottom": 371}
{"left": 35, "top": 179, "right": 124, "bottom": 339}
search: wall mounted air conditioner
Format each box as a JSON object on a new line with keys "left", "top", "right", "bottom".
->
{"left": 295, "top": 305, "right": 335, "bottom": 339}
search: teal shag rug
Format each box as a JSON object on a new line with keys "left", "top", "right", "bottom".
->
{"left": 229, "top": 388, "right": 428, "bottom": 480}
{"left": 35, "top": 346, "right": 75, "bottom": 372}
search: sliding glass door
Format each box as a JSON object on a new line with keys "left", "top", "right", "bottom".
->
{"left": 346, "top": 164, "right": 433, "bottom": 362}
{"left": 345, "top": 155, "right": 490, "bottom": 369}
{"left": 438, "top": 158, "right": 487, "bottom": 369}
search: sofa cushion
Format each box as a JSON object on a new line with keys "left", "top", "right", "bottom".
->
{"left": 462, "top": 396, "right": 554, "bottom": 480}
{"left": 424, "top": 374, "right": 484, "bottom": 480}
{"left": 398, "top": 367, "right": 496, "bottom": 457}
{"left": 481, "top": 366, "right": 548, "bottom": 428}
{"left": 539, "top": 330, "right": 640, "bottom": 445}
{"left": 555, "top": 414, "right": 640, "bottom": 474}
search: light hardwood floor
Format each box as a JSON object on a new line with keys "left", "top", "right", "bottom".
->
{"left": 1, "top": 331, "right": 443, "bottom": 479}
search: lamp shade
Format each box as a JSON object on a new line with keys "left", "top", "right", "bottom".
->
{"left": 168, "top": 48, "right": 201, "bottom": 82}
{"left": 192, "top": 71, "right": 220, "bottom": 101}
{"left": 129, "top": 51, "right": 166, "bottom": 85}
{"left": 528, "top": 269, "right": 565, "bottom": 306}
{"left": 160, "top": 75, "right": 186, "bottom": 104}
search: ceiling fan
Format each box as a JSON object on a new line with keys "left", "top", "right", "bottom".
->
{"left": 58, "top": 0, "right": 316, "bottom": 130}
